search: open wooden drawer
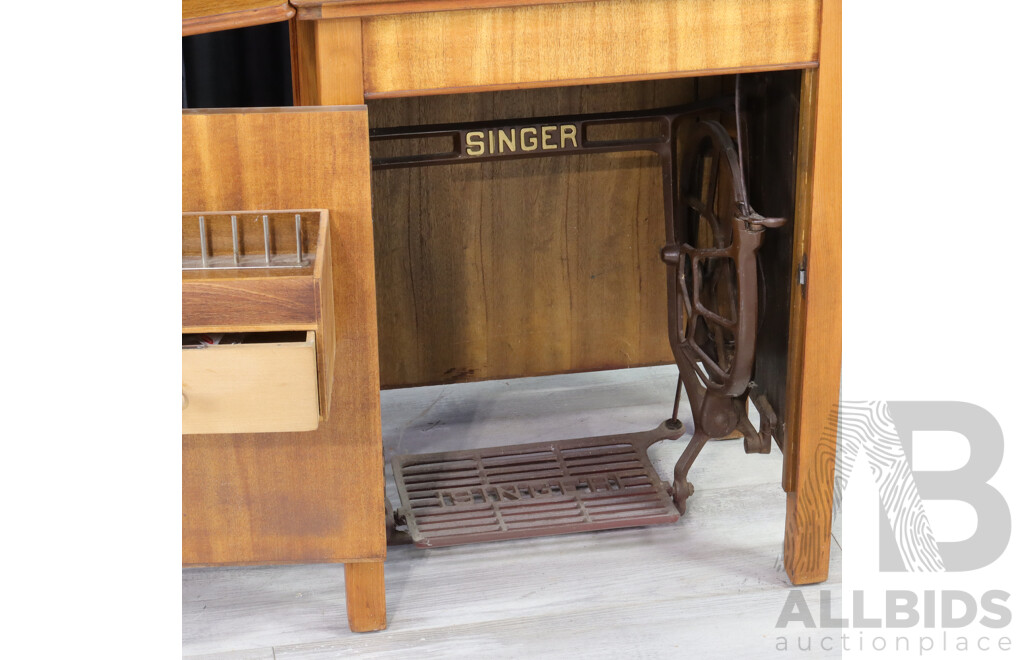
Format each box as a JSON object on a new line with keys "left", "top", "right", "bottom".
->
{"left": 181, "top": 209, "right": 335, "bottom": 434}
{"left": 183, "top": 330, "right": 319, "bottom": 433}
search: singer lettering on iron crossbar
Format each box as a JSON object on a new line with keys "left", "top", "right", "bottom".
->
{"left": 464, "top": 124, "right": 580, "bottom": 156}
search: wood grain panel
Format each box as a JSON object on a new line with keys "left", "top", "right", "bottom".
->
{"left": 182, "top": 107, "right": 385, "bottom": 566}
{"left": 294, "top": 0, "right": 599, "bottom": 20}
{"left": 315, "top": 224, "right": 337, "bottom": 416}
{"left": 183, "top": 0, "right": 294, "bottom": 36}
{"left": 291, "top": 18, "right": 321, "bottom": 106}
{"left": 369, "top": 80, "right": 715, "bottom": 388}
{"left": 783, "top": 0, "right": 840, "bottom": 585}
{"left": 344, "top": 562, "right": 387, "bottom": 632}
{"left": 182, "top": 278, "right": 317, "bottom": 329}
{"left": 357, "top": 0, "right": 820, "bottom": 97}
{"left": 292, "top": 18, "right": 365, "bottom": 105}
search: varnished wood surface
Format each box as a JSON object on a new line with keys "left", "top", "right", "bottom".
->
{"left": 293, "top": 0, "right": 598, "bottom": 20}
{"left": 182, "top": 277, "right": 317, "bottom": 329}
{"left": 183, "top": 366, "right": 842, "bottom": 658}
{"left": 292, "top": 18, "right": 365, "bottom": 105}
{"left": 344, "top": 562, "right": 387, "bottom": 632}
{"left": 183, "top": 0, "right": 295, "bottom": 36}
{"left": 368, "top": 79, "right": 726, "bottom": 388}
{"left": 291, "top": 19, "right": 320, "bottom": 106}
{"left": 315, "top": 224, "right": 337, "bottom": 416}
{"left": 182, "top": 107, "right": 385, "bottom": 566}
{"left": 783, "top": 0, "right": 840, "bottom": 585}
{"left": 354, "top": 0, "right": 820, "bottom": 97}
{"left": 780, "top": 75, "right": 816, "bottom": 494}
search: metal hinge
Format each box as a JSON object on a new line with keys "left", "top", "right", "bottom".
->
{"left": 797, "top": 255, "right": 807, "bottom": 296}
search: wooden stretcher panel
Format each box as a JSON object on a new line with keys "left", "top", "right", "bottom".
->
{"left": 354, "top": 0, "right": 821, "bottom": 97}
{"left": 182, "top": 106, "right": 384, "bottom": 566}
{"left": 293, "top": 0, "right": 600, "bottom": 20}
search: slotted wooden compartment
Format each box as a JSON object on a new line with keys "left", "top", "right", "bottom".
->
{"left": 182, "top": 209, "right": 336, "bottom": 432}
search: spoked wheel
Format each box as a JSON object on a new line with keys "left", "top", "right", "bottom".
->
{"left": 671, "top": 120, "right": 760, "bottom": 398}
{"left": 662, "top": 120, "right": 786, "bottom": 508}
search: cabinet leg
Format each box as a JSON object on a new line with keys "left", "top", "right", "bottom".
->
{"left": 783, "top": 423, "right": 838, "bottom": 584}
{"left": 344, "top": 561, "right": 387, "bottom": 632}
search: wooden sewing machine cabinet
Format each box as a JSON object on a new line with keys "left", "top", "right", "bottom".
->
{"left": 182, "top": 0, "right": 841, "bottom": 633}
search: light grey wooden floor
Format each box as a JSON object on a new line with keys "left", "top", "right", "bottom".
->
{"left": 183, "top": 366, "right": 842, "bottom": 658}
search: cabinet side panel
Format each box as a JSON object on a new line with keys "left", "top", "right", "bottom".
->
{"left": 182, "top": 107, "right": 384, "bottom": 564}
{"left": 783, "top": 0, "right": 841, "bottom": 585}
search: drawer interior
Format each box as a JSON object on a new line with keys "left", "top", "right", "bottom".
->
{"left": 182, "top": 330, "right": 308, "bottom": 347}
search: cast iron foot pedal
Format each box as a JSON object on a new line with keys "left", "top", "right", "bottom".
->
{"left": 392, "top": 421, "right": 685, "bottom": 548}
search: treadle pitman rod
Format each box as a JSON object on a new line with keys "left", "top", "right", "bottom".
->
{"left": 378, "top": 91, "right": 787, "bottom": 538}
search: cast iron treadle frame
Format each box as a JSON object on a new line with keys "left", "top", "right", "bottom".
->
{"left": 377, "top": 86, "right": 787, "bottom": 545}
{"left": 393, "top": 422, "right": 685, "bottom": 548}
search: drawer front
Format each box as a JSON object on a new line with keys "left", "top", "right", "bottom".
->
{"left": 182, "top": 331, "right": 319, "bottom": 434}
{"left": 181, "top": 277, "right": 317, "bottom": 330}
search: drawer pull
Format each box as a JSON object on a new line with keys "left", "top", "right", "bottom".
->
{"left": 182, "top": 392, "right": 189, "bottom": 410}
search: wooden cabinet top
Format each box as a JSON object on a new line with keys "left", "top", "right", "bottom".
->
{"left": 183, "top": 0, "right": 294, "bottom": 35}
{"left": 290, "top": 0, "right": 597, "bottom": 19}
{"left": 186, "top": 0, "right": 824, "bottom": 106}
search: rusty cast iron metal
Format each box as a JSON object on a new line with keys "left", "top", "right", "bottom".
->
{"left": 392, "top": 422, "right": 685, "bottom": 548}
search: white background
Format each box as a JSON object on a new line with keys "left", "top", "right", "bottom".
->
{"left": 0, "top": 1, "right": 1020, "bottom": 657}
{"left": 842, "top": 1, "right": 1022, "bottom": 658}
{"left": 0, "top": 3, "right": 183, "bottom": 655}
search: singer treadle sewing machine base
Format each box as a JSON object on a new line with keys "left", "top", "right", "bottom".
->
{"left": 182, "top": 0, "right": 841, "bottom": 633}
{"left": 374, "top": 93, "right": 785, "bottom": 546}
